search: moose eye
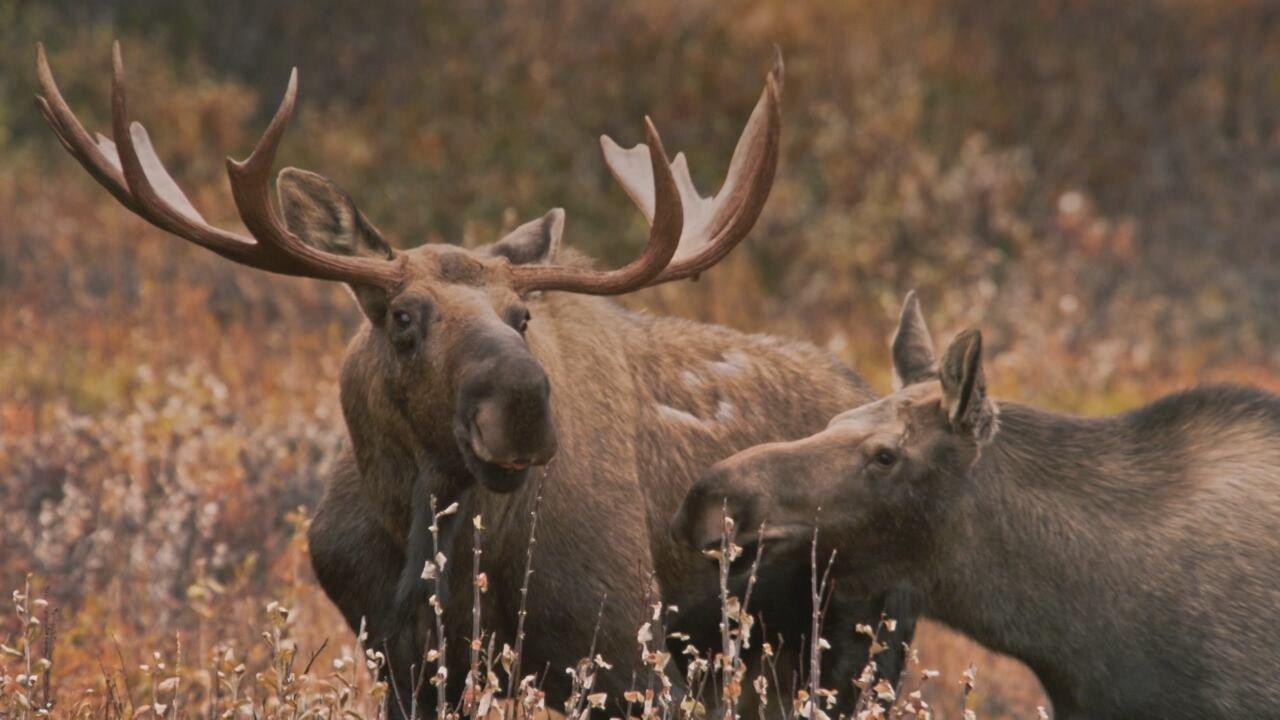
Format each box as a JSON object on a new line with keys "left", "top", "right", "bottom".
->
{"left": 392, "top": 310, "right": 413, "bottom": 330}
{"left": 507, "top": 305, "right": 532, "bottom": 334}
{"left": 872, "top": 448, "right": 898, "bottom": 467}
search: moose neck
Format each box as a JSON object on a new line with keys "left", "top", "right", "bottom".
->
{"left": 922, "top": 401, "right": 1174, "bottom": 705}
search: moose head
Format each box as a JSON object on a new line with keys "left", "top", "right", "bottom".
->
{"left": 37, "top": 42, "right": 782, "bottom": 494}
{"left": 674, "top": 291, "right": 998, "bottom": 586}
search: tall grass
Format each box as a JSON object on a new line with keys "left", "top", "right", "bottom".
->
{"left": 1, "top": 501, "right": 1042, "bottom": 720}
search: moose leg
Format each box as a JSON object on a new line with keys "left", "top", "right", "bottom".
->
{"left": 871, "top": 587, "right": 920, "bottom": 689}
{"left": 382, "top": 473, "right": 446, "bottom": 717}
{"left": 821, "top": 588, "right": 919, "bottom": 714}
{"left": 666, "top": 564, "right": 918, "bottom": 714}
{"left": 402, "top": 484, "right": 473, "bottom": 718}
{"left": 664, "top": 561, "right": 807, "bottom": 713}
{"left": 308, "top": 455, "right": 419, "bottom": 719}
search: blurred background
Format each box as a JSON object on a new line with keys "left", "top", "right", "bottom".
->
{"left": 3, "top": 0, "right": 1279, "bottom": 716}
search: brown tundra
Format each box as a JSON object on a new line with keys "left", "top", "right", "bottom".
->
{"left": 37, "top": 44, "right": 916, "bottom": 716}
{"left": 676, "top": 291, "right": 1280, "bottom": 719}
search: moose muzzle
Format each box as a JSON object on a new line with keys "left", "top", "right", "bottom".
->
{"left": 455, "top": 335, "right": 558, "bottom": 494}
{"left": 673, "top": 461, "right": 769, "bottom": 553}
{"left": 674, "top": 438, "right": 827, "bottom": 560}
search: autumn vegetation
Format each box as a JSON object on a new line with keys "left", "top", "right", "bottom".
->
{"left": 3, "top": 1, "right": 1278, "bottom": 717}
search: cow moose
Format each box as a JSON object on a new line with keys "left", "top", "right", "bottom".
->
{"left": 36, "top": 43, "right": 917, "bottom": 716}
{"left": 676, "top": 291, "right": 1280, "bottom": 719}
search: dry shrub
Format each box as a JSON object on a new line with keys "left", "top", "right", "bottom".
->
{"left": 4, "top": 2, "right": 1279, "bottom": 718}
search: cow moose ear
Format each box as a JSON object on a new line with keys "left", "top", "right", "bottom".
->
{"left": 490, "top": 208, "right": 565, "bottom": 266}
{"left": 891, "top": 291, "right": 938, "bottom": 389}
{"left": 277, "top": 167, "right": 395, "bottom": 321}
{"left": 939, "top": 329, "right": 998, "bottom": 444}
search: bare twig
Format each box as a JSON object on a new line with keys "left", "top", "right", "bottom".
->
{"left": 110, "top": 633, "right": 137, "bottom": 715}
{"left": 717, "top": 503, "right": 737, "bottom": 718}
{"left": 508, "top": 468, "right": 548, "bottom": 709}
{"left": 805, "top": 516, "right": 836, "bottom": 720}
{"left": 41, "top": 602, "right": 57, "bottom": 711}
{"left": 302, "top": 638, "right": 330, "bottom": 676}
{"left": 428, "top": 495, "right": 460, "bottom": 720}
{"left": 565, "top": 594, "right": 609, "bottom": 720}
{"left": 466, "top": 510, "right": 488, "bottom": 717}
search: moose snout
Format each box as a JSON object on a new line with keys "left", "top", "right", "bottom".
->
{"left": 467, "top": 365, "right": 557, "bottom": 465}
{"left": 673, "top": 463, "right": 765, "bottom": 552}
{"left": 458, "top": 349, "right": 558, "bottom": 491}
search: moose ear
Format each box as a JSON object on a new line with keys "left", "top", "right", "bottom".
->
{"left": 891, "top": 290, "right": 938, "bottom": 389}
{"left": 489, "top": 208, "right": 565, "bottom": 266}
{"left": 939, "top": 329, "right": 998, "bottom": 444}
{"left": 277, "top": 167, "right": 394, "bottom": 321}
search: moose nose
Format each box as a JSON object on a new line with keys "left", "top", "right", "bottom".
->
{"left": 464, "top": 355, "right": 558, "bottom": 468}
{"left": 672, "top": 465, "right": 762, "bottom": 551}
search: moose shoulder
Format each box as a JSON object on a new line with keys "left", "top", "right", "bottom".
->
{"left": 38, "top": 44, "right": 917, "bottom": 717}
{"left": 677, "top": 291, "right": 1280, "bottom": 720}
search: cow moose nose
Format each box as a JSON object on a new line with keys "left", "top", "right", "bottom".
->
{"left": 672, "top": 465, "right": 762, "bottom": 552}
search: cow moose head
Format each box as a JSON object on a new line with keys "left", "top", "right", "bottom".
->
{"left": 674, "top": 291, "right": 998, "bottom": 587}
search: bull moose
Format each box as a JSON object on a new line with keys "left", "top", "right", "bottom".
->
{"left": 36, "top": 43, "right": 917, "bottom": 715}
{"left": 676, "top": 291, "right": 1280, "bottom": 719}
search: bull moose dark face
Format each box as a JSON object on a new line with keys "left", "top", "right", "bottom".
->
{"left": 279, "top": 169, "right": 564, "bottom": 493}
{"left": 673, "top": 292, "right": 999, "bottom": 587}
{"left": 380, "top": 250, "right": 556, "bottom": 494}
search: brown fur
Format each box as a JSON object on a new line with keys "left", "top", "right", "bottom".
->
{"left": 288, "top": 173, "right": 918, "bottom": 715}
{"left": 677, "top": 295, "right": 1280, "bottom": 719}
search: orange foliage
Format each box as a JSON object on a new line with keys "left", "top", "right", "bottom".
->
{"left": 3, "top": 2, "right": 1279, "bottom": 718}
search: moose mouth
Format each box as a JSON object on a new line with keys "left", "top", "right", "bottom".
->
{"left": 456, "top": 420, "right": 536, "bottom": 494}
{"left": 699, "top": 524, "right": 813, "bottom": 574}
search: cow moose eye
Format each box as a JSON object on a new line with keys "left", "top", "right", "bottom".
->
{"left": 393, "top": 310, "right": 413, "bottom": 329}
{"left": 872, "top": 448, "right": 898, "bottom": 467}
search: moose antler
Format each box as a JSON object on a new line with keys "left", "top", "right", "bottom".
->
{"left": 598, "top": 48, "right": 783, "bottom": 287}
{"left": 35, "top": 42, "right": 406, "bottom": 290}
{"left": 510, "top": 51, "right": 782, "bottom": 295}
{"left": 37, "top": 42, "right": 777, "bottom": 298}
{"left": 508, "top": 119, "right": 685, "bottom": 295}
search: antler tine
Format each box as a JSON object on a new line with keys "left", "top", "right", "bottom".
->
{"left": 602, "top": 50, "right": 784, "bottom": 288}
{"left": 223, "top": 70, "right": 402, "bottom": 287}
{"left": 37, "top": 41, "right": 404, "bottom": 290}
{"left": 35, "top": 43, "right": 139, "bottom": 214}
{"left": 222, "top": 66, "right": 298, "bottom": 253}
{"left": 509, "top": 118, "right": 684, "bottom": 295}
{"left": 654, "top": 54, "right": 781, "bottom": 284}
{"left": 107, "top": 42, "right": 263, "bottom": 265}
